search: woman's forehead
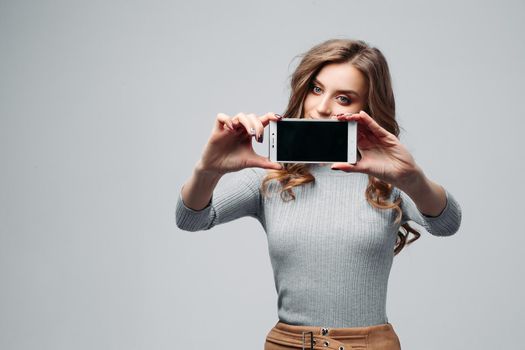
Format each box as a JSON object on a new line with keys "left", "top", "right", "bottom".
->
{"left": 315, "top": 62, "right": 367, "bottom": 95}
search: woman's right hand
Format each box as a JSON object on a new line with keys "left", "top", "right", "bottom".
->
{"left": 195, "top": 112, "right": 284, "bottom": 175}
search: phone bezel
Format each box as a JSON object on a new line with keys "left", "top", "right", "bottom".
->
{"left": 268, "top": 119, "right": 357, "bottom": 164}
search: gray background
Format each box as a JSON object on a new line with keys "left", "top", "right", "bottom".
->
{"left": 1, "top": 0, "right": 523, "bottom": 349}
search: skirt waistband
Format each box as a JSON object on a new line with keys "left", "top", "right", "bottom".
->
{"left": 265, "top": 321, "right": 399, "bottom": 350}
{"left": 274, "top": 320, "right": 395, "bottom": 337}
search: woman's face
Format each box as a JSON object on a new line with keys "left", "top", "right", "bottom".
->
{"left": 303, "top": 62, "right": 368, "bottom": 119}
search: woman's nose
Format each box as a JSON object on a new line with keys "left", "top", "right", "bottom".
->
{"left": 316, "top": 97, "right": 332, "bottom": 117}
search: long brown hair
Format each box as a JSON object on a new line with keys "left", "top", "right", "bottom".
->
{"left": 261, "top": 38, "right": 420, "bottom": 255}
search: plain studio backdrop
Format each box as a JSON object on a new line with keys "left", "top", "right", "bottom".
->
{"left": 1, "top": 0, "right": 524, "bottom": 349}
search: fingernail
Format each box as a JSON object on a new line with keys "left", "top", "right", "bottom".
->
{"left": 257, "top": 134, "right": 263, "bottom": 143}
{"left": 275, "top": 113, "right": 283, "bottom": 119}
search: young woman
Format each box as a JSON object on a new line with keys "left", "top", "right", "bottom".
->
{"left": 176, "top": 38, "right": 462, "bottom": 350}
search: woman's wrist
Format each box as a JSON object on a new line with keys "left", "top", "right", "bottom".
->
{"left": 180, "top": 162, "right": 224, "bottom": 212}
{"left": 193, "top": 160, "right": 224, "bottom": 182}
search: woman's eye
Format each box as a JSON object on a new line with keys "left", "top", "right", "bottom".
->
{"left": 338, "top": 96, "right": 352, "bottom": 104}
{"left": 310, "top": 84, "right": 351, "bottom": 104}
{"left": 312, "top": 85, "right": 322, "bottom": 94}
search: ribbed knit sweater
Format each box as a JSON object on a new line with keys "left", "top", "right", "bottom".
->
{"left": 175, "top": 164, "right": 462, "bottom": 328}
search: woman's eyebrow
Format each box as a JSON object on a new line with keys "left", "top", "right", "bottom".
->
{"left": 313, "top": 78, "right": 360, "bottom": 98}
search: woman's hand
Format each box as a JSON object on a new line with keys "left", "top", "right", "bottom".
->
{"left": 195, "top": 112, "right": 284, "bottom": 175}
{"left": 331, "top": 110, "right": 423, "bottom": 189}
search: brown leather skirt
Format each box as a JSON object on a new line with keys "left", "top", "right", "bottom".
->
{"left": 264, "top": 320, "right": 401, "bottom": 350}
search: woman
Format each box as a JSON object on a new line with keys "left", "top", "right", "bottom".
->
{"left": 176, "top": 39, "right": 462, "bottom": 350}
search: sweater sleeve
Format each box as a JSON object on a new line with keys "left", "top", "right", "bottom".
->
{"left": 396, "top": 186, "right": 462, "bottom": 236}
{"left": 175, "top": 168, "right": 264, "bottom": 232}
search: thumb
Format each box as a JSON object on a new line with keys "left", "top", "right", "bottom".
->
{"left": 246, "top": 155, "right": 283, "bottom": 170}
{"left": 331, "top": 161, "right": 366, "bottom": 173}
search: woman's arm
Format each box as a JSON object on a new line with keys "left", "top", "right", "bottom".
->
{"left": 180, "top": 162, "right": 223, "bottom": 211}
{"left": 396, "top": 170, "right": 462, "bottom": 236}
{"left": 397, "top": 168, "right": 448, "bottom": 218}
{"left": 176, "top": 167, "right": 265, "bottom": 232}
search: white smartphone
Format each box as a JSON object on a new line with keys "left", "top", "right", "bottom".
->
{"left": 268, "top": 119, "right": 358, "bottom": 164}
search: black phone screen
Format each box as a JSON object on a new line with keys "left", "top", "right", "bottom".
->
{"left": 277, "top": 120, "right": 348, "bottom": 162}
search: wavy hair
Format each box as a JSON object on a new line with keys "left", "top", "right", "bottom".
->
{"left": 260, "top": 38, "right": 420, "bottom": 255}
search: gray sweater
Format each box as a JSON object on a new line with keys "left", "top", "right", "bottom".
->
{"left": 175, "top": 164, "right": 462, "bottom": 327}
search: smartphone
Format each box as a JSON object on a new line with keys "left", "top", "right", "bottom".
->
{"left": 268, "top": 119, "right": 358, "bottom": 164}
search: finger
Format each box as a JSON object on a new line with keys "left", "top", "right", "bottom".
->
{"left": 235, "top": 113, "right": 257, "bottom": 138}
{"left": 335, "top": 115, "right": 380, "bottom": 147}
{"left": 258, "top": 112, "right": 283, "bottom": 127}
{"left": 257, "top": 112, "right": 283, "bottom": 143}
{"left": 338, "top": 111, "right": 392, "bottom": 139}
{"left": 354, "top": 111, "right": 392, "bottom": 138}
{"left": 216, "top": 112, "right": 235, "bottom": 131}
{"left": 231, "top": 115, "right": 241, "bottom": 130}
{"left": 231, "top": 113, "right": 247, "bottom": 132}
{"left": 331, "top": 159, "right": 368, "bottom": 173}
{"left": 223, "top": 120, "right": 235, "bottom": 132}
{"left": 245, "top": 154, "right": 283, "bottom": 170}
{"left": 246, "top": 113, "right": 264, "bottom": 142}
{"left": 254, "top": 115, "right": 267, "bottom": 143}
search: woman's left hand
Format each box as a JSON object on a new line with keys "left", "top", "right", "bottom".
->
{"left": 331, "top": 110, "right": 423, "bottom": 189}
